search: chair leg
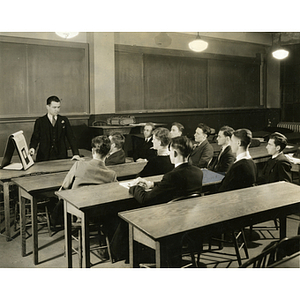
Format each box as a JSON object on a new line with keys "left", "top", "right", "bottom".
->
{"left": 45, "top": 206, "right": 52, "bottom": 237}
{"left": 231, "top": 229, "right": 249, "bottom": 266}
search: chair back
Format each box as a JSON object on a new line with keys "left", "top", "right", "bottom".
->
{"left": 240, "top": 235, "right": 300, "bottom": 268}
{"left": 168, "top": 193, "right": 200, "bottom": 204}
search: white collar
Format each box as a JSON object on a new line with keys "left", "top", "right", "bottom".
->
{"left": 220, "top": 144, "right": 230, "bottom": 152}
{"left": 157, "top": 147, "right": 170, "bottom": 156}
{"left": 235, "top": 151, "right": 251, "bottom": 163}
{"left": 272, "top": 152, "right": 282, "bottom": 159}
{"left": 175, "top": 161, "right": 187, "bottom": 168}
{"left": 47, "top": 113, "right": 56, "bottom": 121}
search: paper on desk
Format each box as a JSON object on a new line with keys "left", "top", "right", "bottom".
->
{"left": 119, "top": 181, "right": 133, "bottom": 189}
{"left": 3, "top": 162, "right": 23, "bottom": 170}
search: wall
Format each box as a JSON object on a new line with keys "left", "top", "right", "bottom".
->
{"left": 0, "top": 32, "right": 282, "bottom": 157}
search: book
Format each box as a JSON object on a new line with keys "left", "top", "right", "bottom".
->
{"left": 1, "top": 130, "right": 34, "bottom": 171}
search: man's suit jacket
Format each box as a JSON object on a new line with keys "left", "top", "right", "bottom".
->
{"left": 29, "top": 114, "right": 79, "bottom": 162}
{"left": 219, "top": 158, "right": 257, "bottom": 192}
{"left": 260, "top": 153, "right": 292, "bottom": 183}
{"left": 129, "top": 162, "right": 203, "bottom": 206}
{"left": 61, "top": 159, "right": 117, "bottom": 190}
{"left": 188, "top": 139, "right": 214, "bottom": 169}
{"left": 105, "top": 149, "right": 126, "bottom": 166}
{"left": 132, "top": 136, "right": 156, "bottom": 161}
{"left": 210, "top": 145, "right": 235, "bottom": 174}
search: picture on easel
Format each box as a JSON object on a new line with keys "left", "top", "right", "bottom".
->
{"left": 0, "top": 130, "right": 34, "bottom": 170}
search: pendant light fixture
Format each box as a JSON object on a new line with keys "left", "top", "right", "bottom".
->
{"left": 55, "top": 32, "right": 79, "bottom": 39}
{"left": 272, "top": 33, "right": 289, "bottom": 60}
{"left": 189, "top": 33, "right": 208, "bottom": 52}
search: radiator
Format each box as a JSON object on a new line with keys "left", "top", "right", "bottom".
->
{"left": 277, "top": 122, "right": 300, "bottom": 133}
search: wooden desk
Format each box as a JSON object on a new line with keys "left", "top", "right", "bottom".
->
{"left": 55, "top": 169, "right": 223, "bottom": 268}
{"left": 269, "top": 251, "right": 300, "bottom": 268}
{"left": 0, "top": 158, "right": 76, "bottom": 241}
{"left": 119, "top": 181, "right": 300, "bottom": 268}
{"left": 10, "top": 160, "right": 148, "bottom": 264}
{"left": 1, "top": 157, "right": 147, "bottom": 242}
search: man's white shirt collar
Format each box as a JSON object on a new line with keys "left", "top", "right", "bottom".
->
{"left": 235, "top": 151, "right": 251, "bottom": 163}
{"left": 272, "top": 152, "right": 282, "bottom": 159}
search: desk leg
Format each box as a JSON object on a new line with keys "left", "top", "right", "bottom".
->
{"left": 19, "top": 188, "right": 26, "bottom": 257}
{"left": 81, "top": 213, "right": 90, "bottom": 268}
{"left": 64, "top": 201, "right": 72, "bottom": 268}
{"left": 279, "top": 217, "right": 287, "bottom": 240}
{"left": 155, "top": 241, "right": 161, "bottom": 268}
{"left": 30, "top": 194, "right": 38, "bottom": 265}
{"left": 129, "top": 224, "right": 134, "bottom": 268}
{"left": 3, "top": 182, "right": 11, "bottom": 241}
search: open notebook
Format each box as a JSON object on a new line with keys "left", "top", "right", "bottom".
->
{"left": 1, "top": 130, "right": 34, "bottom": 171}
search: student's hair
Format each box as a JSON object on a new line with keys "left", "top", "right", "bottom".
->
{"left": 233, "top": 128, "right": 252, "bottom": 148}
{"left": 110, "top": 132, "right": 125, "bottom": 149}
{"left": 197, "top": 123, "right": 211, "bottom": 136}
{"left": 171, "top": 122, "right": 185, "bottom": 133}
{"left": 169, "top": 136, "right": 193, "bottom": 158}
{"left": 219, "top": 125, "right": 234, "bottom": 138}
{"left": 269, "top": 132, "right": 288, "bottom": 152}
{"left": 47, "top": 95, "right": 61, "bottom": 105}
{"left": 91, "top": 135, "right": 111, "bottom": 157}
{"left": 153, "top": 127, "right": 171, "bottom": 147}
{"left": 144, "top": 122, "right": 155, "bottom": 132}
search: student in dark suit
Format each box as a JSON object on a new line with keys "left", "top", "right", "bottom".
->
{"left": 105, "top": 132, "right": 126, "bottom": 166}
{"left": 110, "top": 136, "right": 203, "bottom": 263}
{"left": 29, "top": 95, "right": 80, "bottom": 162}
{"left": 138, "top": 127, "right": 173, "bottom": 177}
{"left": 209, "top": 125, "right": 235, "bottom": 174}
{"left": 130, "top": 136, "right": 203, "bottom": 205}
{"left": 188, "top": 123, "right": 214, "bottom": 169}
{"left": 258, "top": 132, "right": 292, "bottom": 184}
{"left": 132, "top": 122, "right": 156, "bottom": 162}
{"left": 170, "top": 122, "right": 184, "bottom": 138}
{"left": 219, "top": 128, "right": 257, "bottom": 192}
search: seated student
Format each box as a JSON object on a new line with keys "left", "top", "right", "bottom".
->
{"left": 209, "top": 125, "right": 235, "bottom": 174}
{"left": 50, "top": 135, "right": 117, "bottom": 226}
{"left": 105, "top": 132, "right": 126, "bottom": 166}
{"left": 110, "top": 136, "right": 203, "bottom": 263}
{"left": 132, "top": 122, "right": 156, "bottom": 162}
{"left": 130, "top": 136, "right": 203, "bottom": 206}
{"left": 138, "top": 127, "right": 173, "bottom": 177}
{"left": 258, "top": 132, "right": 292, "bottom": 184}
{"left": 170, "top": 122, "right": 184, "bottom": 138}
{"left": 188, "top": 123, "right": 214, "bottom": 169}
{"left": 219, "top": 128, "right": 257, "bottom": 192}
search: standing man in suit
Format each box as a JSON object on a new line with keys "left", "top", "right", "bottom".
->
{"left": 189, "top": 123, "right": 214, "bottom": 169}
{"left": 209, "top": 126, "right": 235, "bottom": 174}
{"left": 258, "top": 132, "right": 292, "bottom": 184}
{"left": 29, "top": 95, "right": 81, "bottom": 162}
{"left": 219, "top": 128, "right": 257, "bottom": 192}
{"left": 132, "top": 122, "right": 156, "bottom": 162}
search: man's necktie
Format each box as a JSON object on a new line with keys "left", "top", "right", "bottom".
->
{"left": 52, "top": 117, "right": 56, "bottom": 127}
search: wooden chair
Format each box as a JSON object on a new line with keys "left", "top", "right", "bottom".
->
{"left": 70, "top": 220, "right": 112, "bottom": 268}
{"left": 240, "top": 235, "right": 300, "bottom": 268}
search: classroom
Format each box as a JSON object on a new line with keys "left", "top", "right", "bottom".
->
{"left": 1, "top": 31, "right": 300, "bottom": 272}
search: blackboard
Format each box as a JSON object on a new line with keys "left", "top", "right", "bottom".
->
{"left": 115, "top": 46, "right": 261, "bottom": 112}
{"left": 0, "top": 37, "right": 89, "bottom": 118}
